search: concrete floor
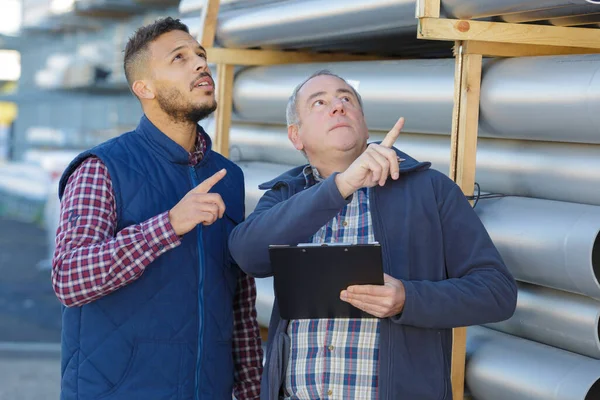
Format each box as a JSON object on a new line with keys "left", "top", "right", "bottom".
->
{"left": 0, "top": 350, "right": 60, "bottom": 400}
{"left": 0, "top": 217, "right": 62, "bottom": 399}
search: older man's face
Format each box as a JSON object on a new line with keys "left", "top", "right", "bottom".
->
{"left": 290, "top": 75, "right": 369, "bottom": 161}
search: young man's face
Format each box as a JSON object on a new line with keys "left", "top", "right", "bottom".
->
{"left": 147, "top": 30, "right": 217, "bottom": 123}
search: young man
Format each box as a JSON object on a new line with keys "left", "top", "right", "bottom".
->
{"left": 52, "top": 17, "right": 262, "bottom": 399}
{"left": 228, "top": 70, "right": 517, "bottom": 399}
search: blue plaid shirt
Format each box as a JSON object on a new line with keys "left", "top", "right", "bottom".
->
{"left": 283, "top": 166, "right": 381, "bottom": 399}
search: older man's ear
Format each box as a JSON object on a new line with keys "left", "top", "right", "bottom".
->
{"left": 288, "top": 124, "right": 304, "bottom": 151}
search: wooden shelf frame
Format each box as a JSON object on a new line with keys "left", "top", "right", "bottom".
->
{"left": 416, "top": 1, "right": 600, "bottom": 398}
{"left": 416, "top": 0, "right": 600, "bottom": 56}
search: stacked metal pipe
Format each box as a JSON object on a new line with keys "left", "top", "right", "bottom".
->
{"left": 466, "top": 326, "right": 600, "bottom": 400}
{"left": 231, "top": 56, "right": 600, "bottom": 145}
{"left": 190, "top": 1, "right": 600, "bottom": 398}
{"left": 180, "top": 0, "right": 600, "bottom": 54}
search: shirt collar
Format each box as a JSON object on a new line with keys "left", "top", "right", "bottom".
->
{"left": 188, "top": 132, "right": 207, "bottom": 166}
{"left": 302, "top": 164, "right": 325, "bottom": 188}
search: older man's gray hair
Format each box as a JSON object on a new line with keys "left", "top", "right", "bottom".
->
{"left": 285, "top": 70, "right": 364, "bottom": 127}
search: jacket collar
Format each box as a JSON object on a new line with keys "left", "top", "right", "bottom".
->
{"left": 259, "top": 145, "right": 431, "bottom": 191}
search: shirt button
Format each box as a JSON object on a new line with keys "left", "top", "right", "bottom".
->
{"left": 328, "top": 345, "right": 334, "bottom": 351}
{"left": 342, "top": 221, "right": 348, "bottom": 227}
{"left": 328, "top": 389, "right": 333, "bottom": 396}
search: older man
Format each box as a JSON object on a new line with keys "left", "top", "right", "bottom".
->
{"left": 228, "top": 70, "right": 517, "bottom": 400}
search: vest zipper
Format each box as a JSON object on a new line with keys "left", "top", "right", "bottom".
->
{"left": 190, "top": 167, "right": 205, "bottom": 400}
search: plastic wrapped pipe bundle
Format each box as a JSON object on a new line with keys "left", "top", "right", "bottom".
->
{"left": 254, "top": 276, "right": 276, "bottom": 328}
{"left": 204, "top": 121, "right": 600, "bottom": 207}
{"left": 212, "top": 0, "right": 600, "bottom": 52}
{"left": 466, "top": 326, "right": 600, "bottom": 400}
{"left": 231, "top": 55, "right": 600, "bottom": 145}
{"left": 474, "top": 196, "right": 600, "bottom": 300}
{"left": 178, "top": 0, "right": 283, "bottom": 15}
{"left": 485, "top": 282, "right": 600, "bottom": 360}
{"left": 500, "top": 4, "right": 600, "bottom": 24}
{"left": 180, "top": 0, "right": 600, "bottom": 49}
{"left": 440, "top": 0, "right": 600, "bottom": 19}
{"left": 216, "top": 0, "right": 424, "bottom": 50}
{"left": 178, "top": 0, "right": 453, "bottom": 56}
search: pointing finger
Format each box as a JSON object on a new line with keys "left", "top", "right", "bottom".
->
{"left": 380, "top": 117, "right": 405, "bottom": 148}
{"left": 193, "top": 169, "right": 227, "bottom": 194}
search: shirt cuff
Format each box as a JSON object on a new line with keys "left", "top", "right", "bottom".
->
{"left": 141, "top": 211, "right": 181, "bottom": 254}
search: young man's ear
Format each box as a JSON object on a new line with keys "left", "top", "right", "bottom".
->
{"left": 288, "top": 125, "right": 304, "bottom": 151}
{"left": 132, "top": 80, "right": 155, "bottom": 100}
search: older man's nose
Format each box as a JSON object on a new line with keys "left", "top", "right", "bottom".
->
{"left": 330, "top": 99, "right": 346, "bottom": 115}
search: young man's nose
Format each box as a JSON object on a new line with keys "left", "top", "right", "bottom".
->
{"left": 194, "top": 55, "right": 208, "bottom": 72}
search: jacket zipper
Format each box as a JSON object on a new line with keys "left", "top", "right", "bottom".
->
{"left": 190, "top": 167, "right": 205, "bottom": 400}
{"left": 370, "top": 188, "right": 393, "bottom": 400}
{"left": 372, "top": 185, "right": 447, "bottom": 400}
{"left": 441, "top": 332, "right": 449, "bottom": 400}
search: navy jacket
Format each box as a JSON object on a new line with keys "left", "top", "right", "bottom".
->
{"left": 228, "top": 149, "right": 517, "bottom": 399}
{"left": 57, "top": 115, "right": 245, "bottom": 399}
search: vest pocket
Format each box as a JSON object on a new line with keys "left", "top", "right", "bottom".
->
{"left": 98, "top": 340, "right": 186, "bottom": 399}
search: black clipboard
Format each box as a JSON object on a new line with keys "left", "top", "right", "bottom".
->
{"left": 268, "top": 243, "right": 384, "bottom": 320}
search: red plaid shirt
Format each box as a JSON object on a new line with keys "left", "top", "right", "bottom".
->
{"left": 51, "top": 133, "right": 263, "bottom": 399}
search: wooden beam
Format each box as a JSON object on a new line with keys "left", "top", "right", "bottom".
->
{"left": 452, "top": 51, "right": 481, "bottom": 195}
{"left": 448, "top": 42, "right": 462, "bottom": 183}
{"left": 449, "top": 42, "right": 483, "bottom": 400}
{"left": 416, "top": 0, "right": 440, "bottom": 18}
{"left": 418, "top": 17, "right": 600, "bottom": 49}
{"left": 260, "top": 326, "right": 269, "bottom": 343}
{"left": 199, "top": 0, "right": 221, "bottom": 47}
{"left": 206, "top": 47, "right": 388, "bottom": 66}
{"left": 463, "top": 40, "right": 600, "bottom": 57}
{"left": 214, "top": 63, "right": 234, "bottom": 157}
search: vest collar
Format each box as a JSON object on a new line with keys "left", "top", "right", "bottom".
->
{"left": 136, "top": 114, "right": 213, "bottom": 165}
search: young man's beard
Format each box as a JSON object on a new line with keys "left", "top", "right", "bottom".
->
{"left": 156, "top": 87, "right": 217, "bottom": 123}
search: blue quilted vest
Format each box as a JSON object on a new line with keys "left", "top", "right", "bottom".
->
{"left": 57, "top": 115, "right": 245, "bottom": 399}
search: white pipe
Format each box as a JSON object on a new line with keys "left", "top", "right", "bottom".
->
{"left": 467, "top": 326, "right": 600, "bottom": 400}
{"left": 485, "top": 282, "right": 600, "bottom": 359}
{"left": 202, "top": 121, "right": 600, "bottom": 207}
{"left": 231, "top": 56, "right": 600, "bottom": 145}
{"left": 475, "top": 196, "right": 600, "bottom": 300}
